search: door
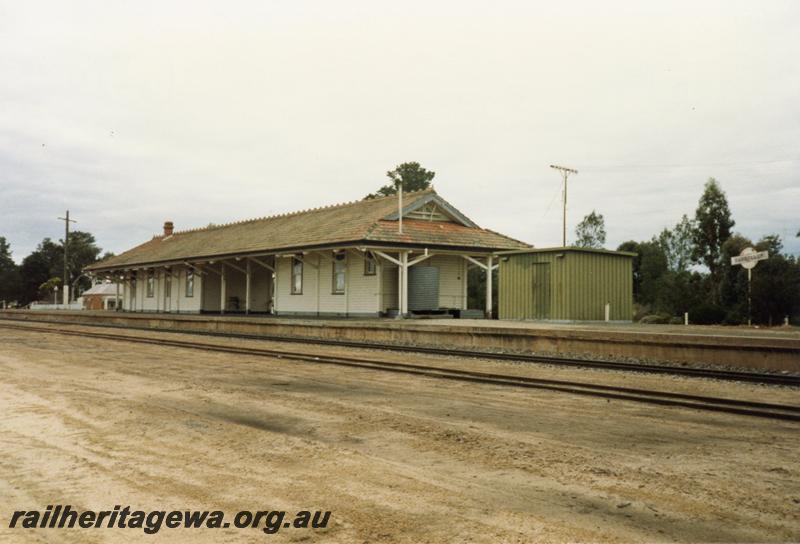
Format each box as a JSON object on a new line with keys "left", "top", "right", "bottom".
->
{"left": 530, "top": 262, "right": 550, "bottom": 319}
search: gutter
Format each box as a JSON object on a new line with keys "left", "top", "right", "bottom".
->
{"left": 84, "top": 240, "right": 530, "bottom": 274}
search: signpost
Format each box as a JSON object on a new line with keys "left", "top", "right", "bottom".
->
{"left": 731, "top": 247, "right": 768, "bottom": 326}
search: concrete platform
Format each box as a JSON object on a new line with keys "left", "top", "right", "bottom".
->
{"left": 1, "top": 310, "right": 799, "bottom": 371}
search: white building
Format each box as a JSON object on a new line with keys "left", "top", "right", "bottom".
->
{"left": 81, "top": 282, "right": 121, "bottom": 310}
{"left": 85, "top": 189, "right": 529, "bottom": 318}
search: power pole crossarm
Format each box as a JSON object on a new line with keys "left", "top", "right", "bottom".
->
{"left": 549, "top": 165, "right": 578, "bottom": 247}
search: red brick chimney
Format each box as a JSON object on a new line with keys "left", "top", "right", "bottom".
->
{"left": 163, "top": 221, "right": 174, "bottom": 236}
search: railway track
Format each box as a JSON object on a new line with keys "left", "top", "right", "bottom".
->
{"left": 2, "top": 321, "right": 800, "bottom": 422}
{"left": 1, "top": 315, "right": 799, "bottom": 387}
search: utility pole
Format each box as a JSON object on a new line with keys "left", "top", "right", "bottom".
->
{"left": 397, "top": 177, "right": 403, "bottom": 235}
{"left": 57, "top": 210, "right": 77, "bottom": 305}
{"left": 549, "top": 165, "right": 578, "bottom": 247}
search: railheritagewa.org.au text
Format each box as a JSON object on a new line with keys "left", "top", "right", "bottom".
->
{"left": 8, "top": 505, "right": 331, "bottom": 535}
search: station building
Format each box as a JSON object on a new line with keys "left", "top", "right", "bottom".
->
{"left": 85, "top": 189, "right": 530, "bottom": 317}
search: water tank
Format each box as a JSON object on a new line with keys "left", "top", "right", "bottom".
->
{"left": 408, "top": 266, "right": 439, "bottom": 311}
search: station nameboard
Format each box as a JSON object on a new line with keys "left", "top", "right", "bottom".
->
{"left": 731, "top": 248, "right": 768, "bottom": 270}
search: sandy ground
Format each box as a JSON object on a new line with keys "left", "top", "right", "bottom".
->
{"left": 0, "top": 326, "right": 798, "bottom": 543}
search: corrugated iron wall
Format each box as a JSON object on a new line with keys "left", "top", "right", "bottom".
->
{"left": 499, "top": 250, "right": 633, "bottom": 321}
{"left": 498, "top": 252, "right": 552, "bottom": 319}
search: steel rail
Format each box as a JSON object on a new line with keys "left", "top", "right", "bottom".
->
{"left": 2, "top": 322, "right": 799, "bottom": 422}
{"left": 0, "top": 315, "right": 798, "bottom": 387}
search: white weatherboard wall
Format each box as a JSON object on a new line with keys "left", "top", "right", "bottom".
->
{"left": 118, "top": 255, "right": 465, "bottom": 314}
{"left": 317, "top": 254, "right": 345, "bottom": 315}
{"left": 275, "top": 252, "right": 380, "bottom": 316}
{"left": 161, "top": 270, "right": 172, "bottom": 312}
{"left": 176, "top": 268, "right": 202, "bottom": 312}
{"left": 346, "top": 251, "right": 381, "bottom": 314}
{"left": 122, "top": 266, "right": 202, "bottom": 313}
{"left": 275, "top": 255, "right": 319, "bottom": 314}
{"left": 139, "top": 269, "right": 158, "bottom": 312}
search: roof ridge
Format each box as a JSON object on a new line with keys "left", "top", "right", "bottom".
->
{"left": 162, "top": 187, "right": 436, "bottom": 237}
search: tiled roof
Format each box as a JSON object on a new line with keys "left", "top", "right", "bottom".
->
{"left": 86, "top": 189, "right": 530, "bottom": 271}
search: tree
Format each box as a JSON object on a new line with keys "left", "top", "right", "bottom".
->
{"left": 365, "top": 162, "right": 435, "bottom": 199}
{"left": 750, "top": 235, "right": 800, "bottom": 325}
{"left": 718, "top": 234, "right": 800, "bottom": 325}
{"left": 658, "top": 214, "right": 694, "bottom": 272}
{"left": 656, "top": 269, "right": 706, "bottom": 317}
{"left": 18, "top": 231, "right": 102, "bottom": 304}
{"left": 19, "top": 238, "right": 62, "bottom": 304}
{"left": 618, "top": 240, "right": 647, "bottom": 304}
{"left": 38, "top": 277, "right": 62, "bottom": 303}
{"left": 0, "top": 237, "right": 21, "bottom": 304}
{"left": 691, "top": 178, "right": 734, "bottom": 302}
{"left": 618, "top": 238, "right": 703, "bottom": 318}
{"left": 618, "top": 240, "right": 668, "bottom": 307}
{"left": 757, "top": 234, "right": 782, "bottom": 256}
{"left": 63, "top": 231, "right": 102, "bottom": 297}
{"left": 574, "top": 210, "right": 606, "bottom": 248}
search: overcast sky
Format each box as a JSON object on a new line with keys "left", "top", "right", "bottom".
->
{"left": 1, "top": 0, "right": 798, "bottom": 263}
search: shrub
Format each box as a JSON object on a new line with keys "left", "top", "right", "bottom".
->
{"left": 633, "top": 304, "right": 651, "bottom": 322}
{"left": 723, "top": 310, "right": 746, "bottom": 326}
{"left": 689, "top": 303, "right": 726, "bottom": 325}
{"left": 639, "top": 314, "right": 671, "bottom": 324}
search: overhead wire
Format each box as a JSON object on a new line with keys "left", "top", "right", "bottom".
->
{"left": 579, "top": 157, "right": 800, "bottom": 172}
{"left": 541, "top": 176, "right": 564, "bottom": 218}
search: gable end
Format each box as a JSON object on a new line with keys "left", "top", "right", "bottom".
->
{"left": 383, "top": 194, "right": 478, "bottom": 228}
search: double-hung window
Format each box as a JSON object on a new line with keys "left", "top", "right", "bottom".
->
{"left": 185, "top": 270, "right": 194, "bottom": 297}
{"left": 332, "top": 253, "right": 346, "bottom": 294}
{"left": 291, "top": 257, "right": 303, "bottom": 294}
{"left": 146, "top": 270, "right": 155, "bottom": 298}
{"left": 364, "top": 253, "right": 376, "bottom": 276}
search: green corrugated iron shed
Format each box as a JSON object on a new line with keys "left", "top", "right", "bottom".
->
{"left": 498, "top": 247, "right": 635, "bottom": 321}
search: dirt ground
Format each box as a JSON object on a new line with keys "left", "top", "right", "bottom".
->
{"left": 0, "top": 326, "right": 798, "bottom": 543}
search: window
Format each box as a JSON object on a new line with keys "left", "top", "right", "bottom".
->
{"left": 364, "top": 253, "right": 376, "bottom": 276}
{"left": 164, "top": 272, "right": 171, "bottom": 298}
{"left": 291, "top": 257, "right": 303, "bottom": 294}
{"left": 146, "top": 270, "right": 155, "bottom": 297}
{"left": 185, "top": 270, "right": 194, "bottom": 297}
{"left": 332, "top": 253, "right": 346, "bottom": 294}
